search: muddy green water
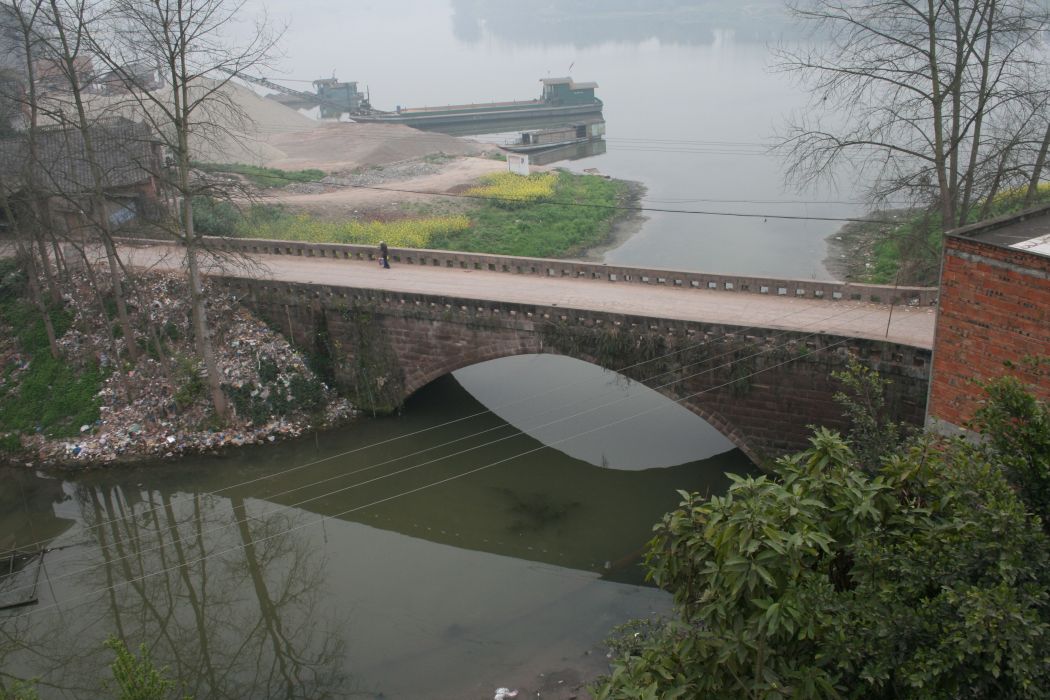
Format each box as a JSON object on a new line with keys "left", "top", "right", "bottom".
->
{"left": 0, "top": 356, "right": 754, "bottom": 699}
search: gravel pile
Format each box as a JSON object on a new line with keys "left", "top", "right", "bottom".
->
{"left": 325, "top": 157, "right": 448, "bottom": 187}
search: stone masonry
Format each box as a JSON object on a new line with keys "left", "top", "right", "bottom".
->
{"left": 224, "top": 277, "right": 931, "bottom": 466}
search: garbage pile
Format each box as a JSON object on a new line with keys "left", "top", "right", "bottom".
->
{"left": 10, "top": 269, "right": 355, "bottom": 467}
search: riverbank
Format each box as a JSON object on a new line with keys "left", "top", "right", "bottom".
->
{"left": 0, "top": 265, "right": 354, "bottom": 469}
{"left": 577, "top": 179, "right": 647, "bottom": 262}
{"left": 823, "top": 209, "right": 921, "bottom": 283}
{"left": 196, "top": 166, "right": 637, "bottom": 260}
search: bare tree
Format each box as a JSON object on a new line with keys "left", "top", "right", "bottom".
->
{"left": 86, "top": 0, "right": 281, "bottom": 422}
{"left": 776, "top": 0, "right": 1050, "bottom": 230}
{"left": 1, "top": 0, "right": 63, "bottom": 358}
{"left": 36, "top": 0, "right": 142, "bottom": 361}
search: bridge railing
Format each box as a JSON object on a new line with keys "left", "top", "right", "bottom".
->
{"left": 121, "top": 235, "right": 939, "bottom": 306}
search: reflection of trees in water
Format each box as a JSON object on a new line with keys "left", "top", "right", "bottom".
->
{"left": 450, "top": 0, "right": 798, "bottom": 47}
{"left": 495, "top": 487, "right": 581, "bottom": 535}
{"left": 1, "top": 484, "right": 363, "bottom": 699}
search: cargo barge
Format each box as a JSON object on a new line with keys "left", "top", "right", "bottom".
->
{"left": 352, "top": 77, "right": 602, "bottom": 129}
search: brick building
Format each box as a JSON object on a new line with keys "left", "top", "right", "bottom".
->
{"left": 0, "top": 117, "right": 165, "bottom": 232}
{"left": 927, "top": 204, "right": 1050, "bottom": 434}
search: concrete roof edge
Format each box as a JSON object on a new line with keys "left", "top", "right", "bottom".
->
{"left": 946, "top": 201, "right": 1050, "bottom": 241}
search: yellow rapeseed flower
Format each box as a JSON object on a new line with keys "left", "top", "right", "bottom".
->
{"left": 465, "top": 172, "right": 557, "bottom": 205}
{"left": 245, "top": 215, "right": 471, "bottom": 248}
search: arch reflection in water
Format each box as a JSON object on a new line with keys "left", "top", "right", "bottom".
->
{"left": 453, "top": 354, "right": 737, "bottom": 470}
{"left": 0, "top": 481, "right": 357, "bottom": 699}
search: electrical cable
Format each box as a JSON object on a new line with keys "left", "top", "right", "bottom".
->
{"left": 0, "top": 282, "right": 874, "bottom": 561}
{"left": 201, "top": 167, "right": 896, "bottom": 223}
{"left": 0, "top": 299, "right": 901, "bottom": 595}
{"left": 1, "top": 220, "right": 926, "bottom": 560}
{"left": 5, "top": 333, "right": 855, "bottom": 622}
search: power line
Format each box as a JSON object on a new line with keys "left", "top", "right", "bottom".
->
{"left": 1, "top": 300, "right": 895, "bottom": 595}
{"left": 7, "top": 333, "right": 854, "bottom": 622}
{"left": 0, "top": 284, "right": 873, "bottom": 562}
{"left": 222, "top": 168, "right": 894, "bottom": 223}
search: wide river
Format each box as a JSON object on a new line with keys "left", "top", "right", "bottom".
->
{"left": 246, "top": 0, "right": 864, "bottom": 279}
{"left": 3, "top": 2, "right": 833, "bottom": 697}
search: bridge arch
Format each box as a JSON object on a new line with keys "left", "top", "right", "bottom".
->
{"left": 405, "top": 349, "right": 760, "bottom": 465}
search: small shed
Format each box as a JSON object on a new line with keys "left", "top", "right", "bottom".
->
{"left": 541, "top": 77, "right": 599, "bottom": 106}
{"left": 927, "top": 204, "right": 1050, "bottom": 435}
{"left": 0, "top": 118, "right": 164, "bottom": 233}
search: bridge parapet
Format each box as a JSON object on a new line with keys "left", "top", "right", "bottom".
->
{"left": 192, "top": 235, "right": 938, "bottom": 306}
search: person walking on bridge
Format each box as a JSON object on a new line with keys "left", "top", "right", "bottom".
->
{"left": 379, "top": 241, "right": 390, "bottom": 269}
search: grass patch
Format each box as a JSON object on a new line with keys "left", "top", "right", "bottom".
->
{"left": 0, "top": 296, "right": 104, "bottom": 438}
{"left": 193, "top": 162, "right": 325, "bottom": 189}
{"left": 0, "top": 262, "right": 105, "bottom": 439}
{"left": 0, "top": 350, "right": 103, "bottom": 437}
{"left": 192, "top": 170, "right": 630, "bottom": 259}
{"left": 433, "top": 170, "right": 629, "bottom": 257}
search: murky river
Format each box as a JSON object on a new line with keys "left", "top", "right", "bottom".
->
{"left": 1, "top": 356, "right": 755, "bottom": 698}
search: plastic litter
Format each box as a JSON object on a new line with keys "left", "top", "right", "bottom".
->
{"left": 10, "top": 269, "right": 356, "bottom": 467}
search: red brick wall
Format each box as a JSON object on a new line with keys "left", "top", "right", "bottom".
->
{"left": 929, "top": 236, "right": 1050, "bottom": 430}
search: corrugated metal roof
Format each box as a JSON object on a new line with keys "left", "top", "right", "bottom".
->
{"left": 0, "top": 118, "right": 158, "bottom": 195}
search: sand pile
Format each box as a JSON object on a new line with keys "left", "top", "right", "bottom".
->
{"left": 264, "top": 121, "right": 485, "bottom": 172}
{"left": 72, "top": 78, "right": 480, "bottom": 169}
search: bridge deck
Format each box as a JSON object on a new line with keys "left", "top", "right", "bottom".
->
{"left": 121, "top": 244, "right": 936, "bottom": 348}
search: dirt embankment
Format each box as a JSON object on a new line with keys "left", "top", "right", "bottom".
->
{"left": 823, "top": 209, "right": 922, "bottom": 283}
{"left": 258, "top": 155, "right": 507, "bottom": 221}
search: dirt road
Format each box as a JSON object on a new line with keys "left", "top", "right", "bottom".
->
{"left": 263, "top": 156, "right": 506, "bottom": 218}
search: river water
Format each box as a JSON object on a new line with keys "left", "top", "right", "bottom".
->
{"left": 3, "top": 2, "right": 821, "bottom": 696}
{"left": 1, "top": 358, "right": 756, "bottom": 698}
{"left": 242, "top": 0, "right": 864, "bottom": 279}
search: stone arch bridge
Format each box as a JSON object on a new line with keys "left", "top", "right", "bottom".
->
{"left": 218, "top": 272, "right": 931, "bottom": 466}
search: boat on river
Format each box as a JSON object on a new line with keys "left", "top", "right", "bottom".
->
{"left": 352, "top": 77, "right": 603, "bottom": 129}
{"left": 503, "top": 119, "right": 606, "bottom": 153}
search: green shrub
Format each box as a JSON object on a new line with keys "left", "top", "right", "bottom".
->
{"left": 0, "top": 679, "right": 40, "bottom": 700}
{"left": 0, "top": 258, "right": 25, "bottom": 299}
{"left": 290, "top": 373, "right": 326, "bottom": 414}
{"left": 192, "top": 162, "right": 325, "bottom": 189}
{"left": 191, "top": 196, "right": 243, "bottom": 235}
{"left": 104, "top": 636, "right": 181, "bottom": 700}
{"left": 258, "top": 355, "right": 279, "bottom": 383}
{"left": 0, "top": 352, "right": 103, "bottom": 438}
{"left": 172, "top": 355, "right": 205, "bottom": 410}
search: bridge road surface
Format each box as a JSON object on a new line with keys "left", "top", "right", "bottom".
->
{"left": 117, "top": 243, "right": 938, "bottom": 349}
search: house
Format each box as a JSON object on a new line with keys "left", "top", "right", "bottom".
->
{"left": 927, "top": 203, "right": 1050, "bottom": 435}
{"left": 0, "top": 3, "right": 27, "bottom": 76}
{"left": 0, "top": 118, "right": 165, "bottom": 233}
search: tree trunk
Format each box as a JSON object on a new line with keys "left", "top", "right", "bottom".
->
{"left": 1025, "top": 121, "right": 1050, "bottom": 205}
{"left": 15, "top": 238, "right": 60, "bottom": 360}
{"left": 48, "top": 0, "right": 140, "bottom": 362}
